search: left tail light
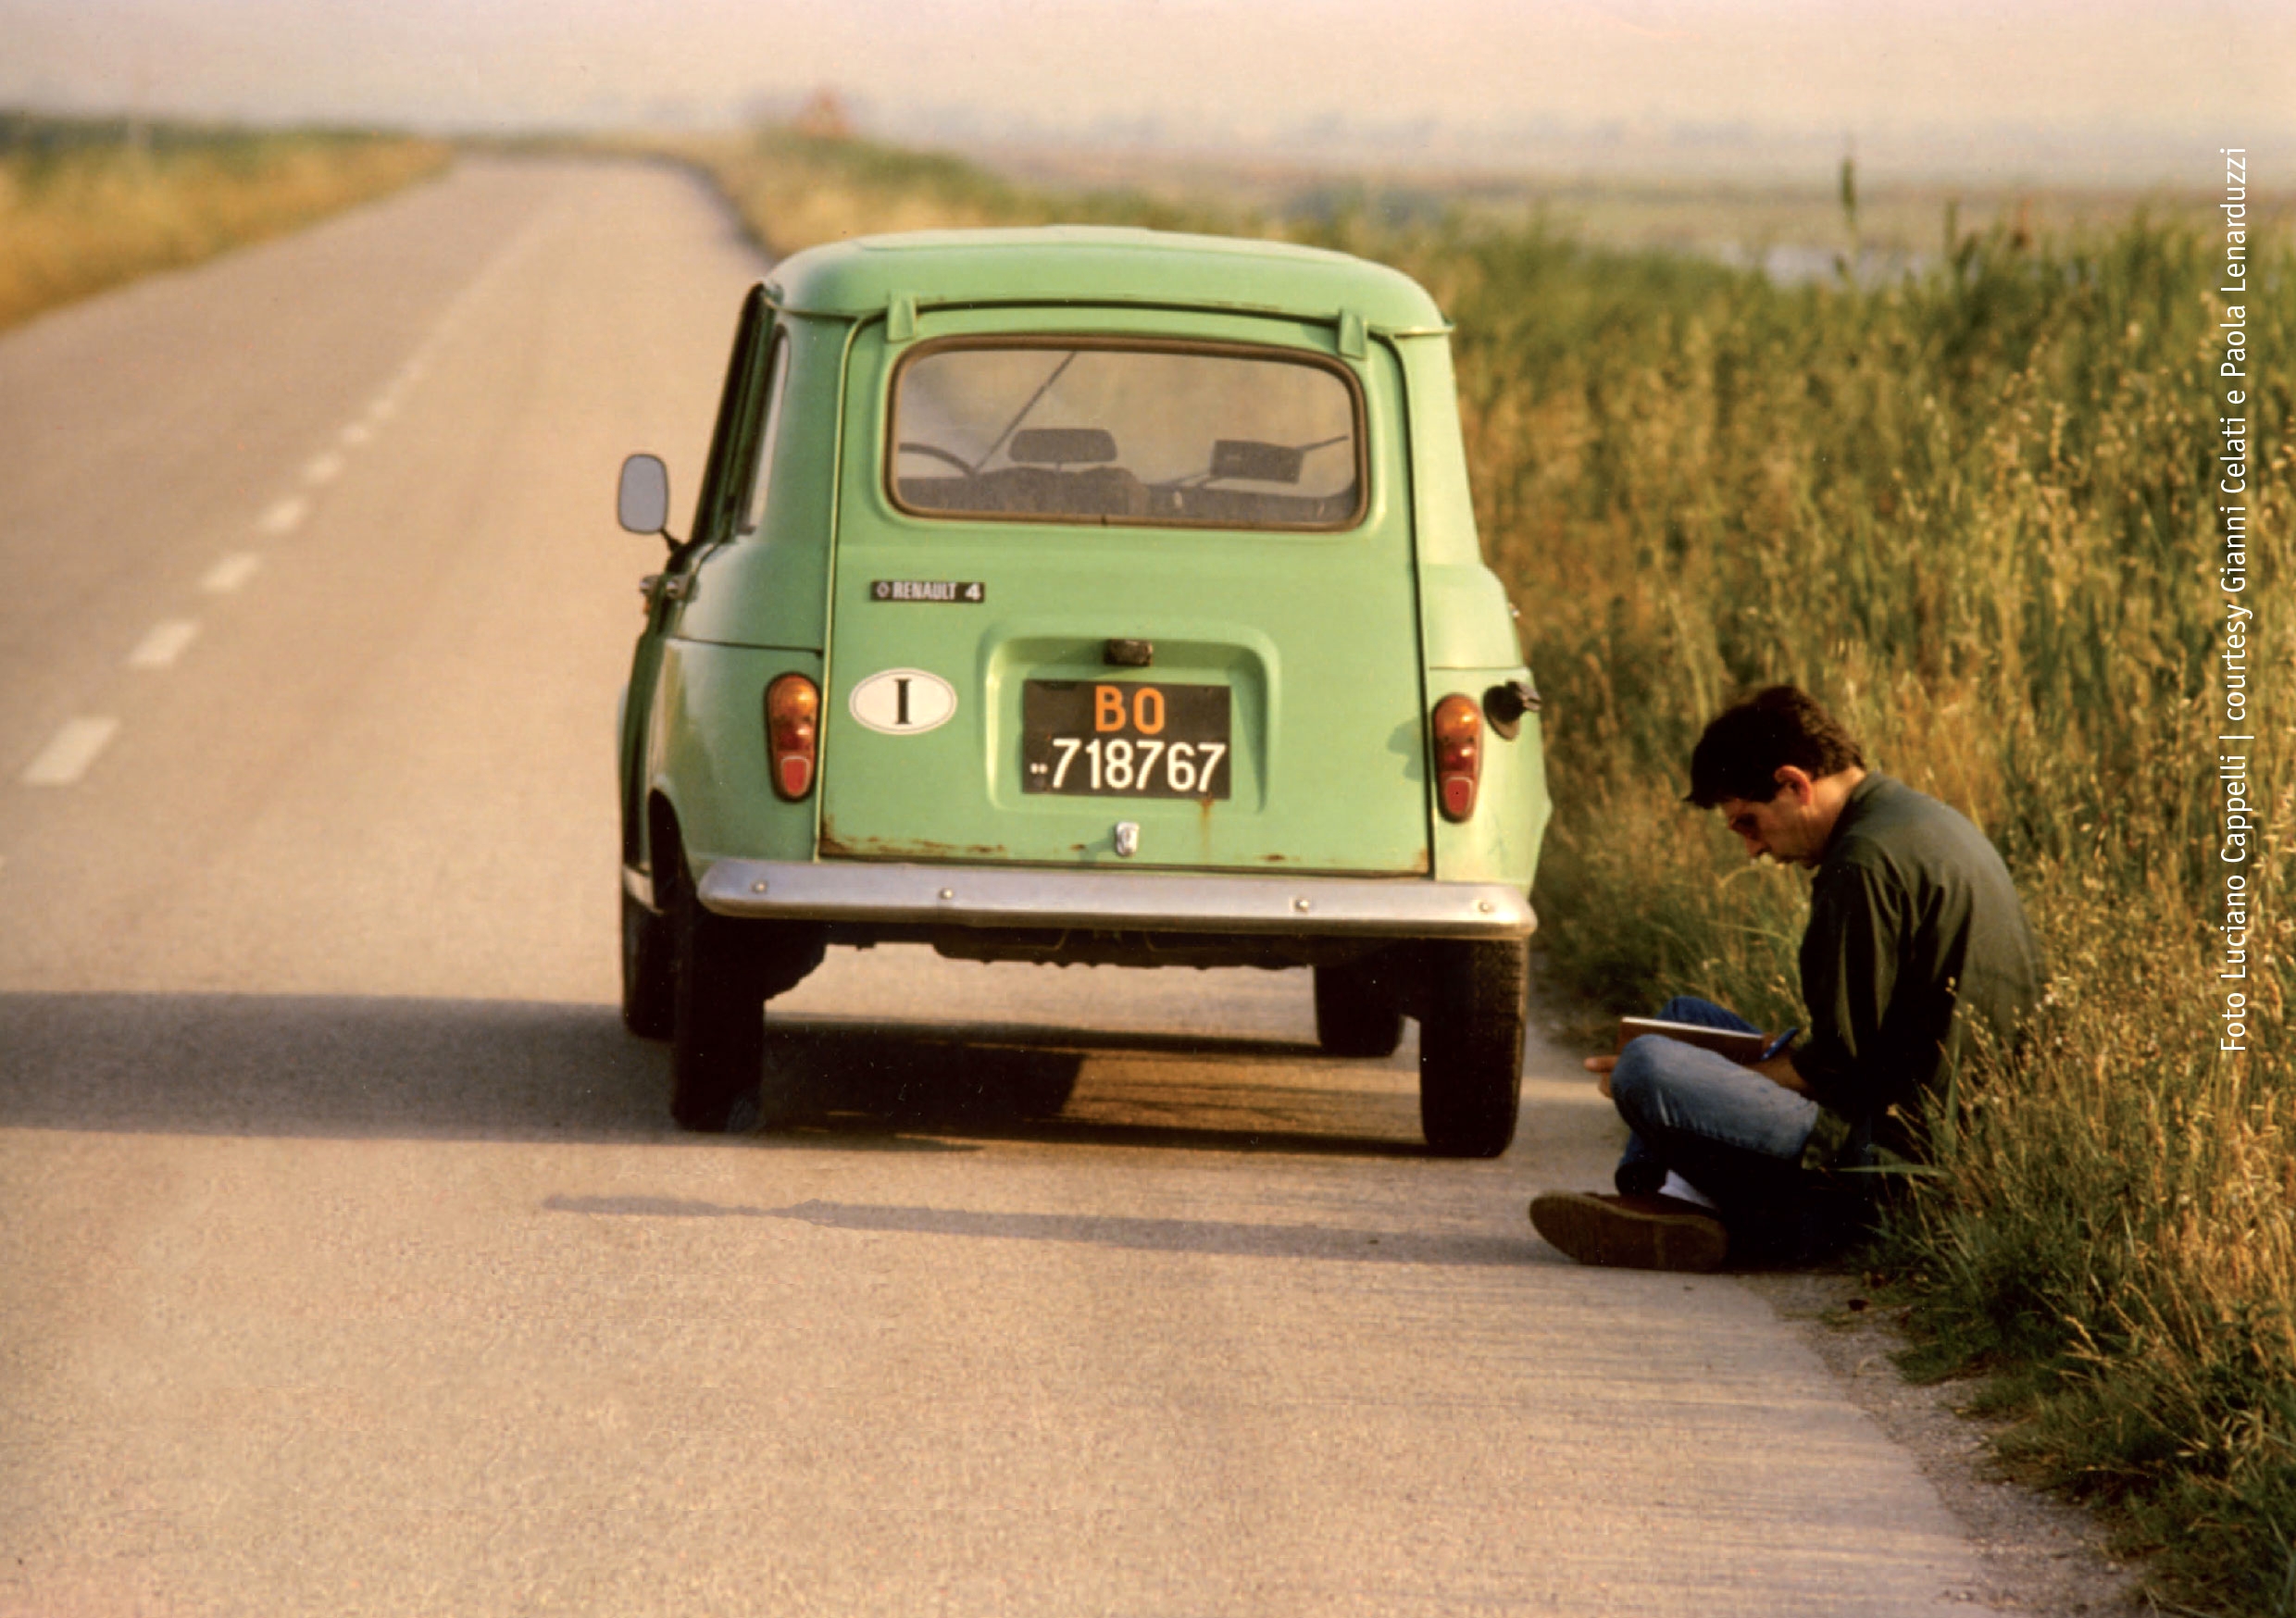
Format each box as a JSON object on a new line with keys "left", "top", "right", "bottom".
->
{"left": 1431, "top": 693, "right": 1482, "bottom": 821}
{"left": 765, "top": 673, "right": 820, "bottom": 800}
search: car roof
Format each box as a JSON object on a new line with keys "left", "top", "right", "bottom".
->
{"left": 761, "top": 226, "right": 1448, "bottom": 333}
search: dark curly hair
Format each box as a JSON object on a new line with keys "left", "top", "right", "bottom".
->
{"left": 1685, "top": 685, "right": 1866, "bottom": 807}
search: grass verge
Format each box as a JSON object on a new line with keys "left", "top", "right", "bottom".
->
{"left": 1396, "top": 211, "right": 2293, "bottom": 1616}
{"left": 0, "top": 113, "right": 452, "bottom": 331}
{"left": 681, "top": 127, "right": 2293, "bottom": 1612}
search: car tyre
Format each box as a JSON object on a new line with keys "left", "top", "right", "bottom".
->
{"left": 1418, "top": 938, "right": 1528, "bottom": 1158}
{"left": 621, "top": 886, "right": 677, "bottom": 1040}
{"left": 1314, "top": 961, "right": 1404, "bottom": 1058}
{"left": 668, "top": 866, "right": 769, "bottom": 1133}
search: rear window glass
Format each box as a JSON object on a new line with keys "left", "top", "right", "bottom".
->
{"left": 889, "top": 341, "right": 1363, "bottom": 529}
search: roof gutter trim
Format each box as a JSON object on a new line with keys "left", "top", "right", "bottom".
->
{"left": 757, "top": 284, "right": 1453, "bottom": 338}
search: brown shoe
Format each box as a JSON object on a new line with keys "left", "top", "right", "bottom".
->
{"left": 1529, "top": 1190, "right": 1728, "bottom": 1272}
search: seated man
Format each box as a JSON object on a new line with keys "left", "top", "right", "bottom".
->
{"left": 1530, "top": 685, "right": 2043, "bottom": 1271}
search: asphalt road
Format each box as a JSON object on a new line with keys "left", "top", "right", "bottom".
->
{"left": 0, "top": 158, "right": 2002, "bottom": 1616}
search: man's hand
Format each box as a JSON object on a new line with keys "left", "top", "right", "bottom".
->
{"left": 1582, "top": 1054, "right": 1617, "bottom": 1099}
{"left": 1751, "top": 1052, "right": 1809, "bottom": 1092}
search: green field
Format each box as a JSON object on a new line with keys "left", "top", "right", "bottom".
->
{"left": 691, "top": 127, "right": 2290, "bottom": 1612}
{"left": 0, "top": 113, "right": 450, "bottom": 330}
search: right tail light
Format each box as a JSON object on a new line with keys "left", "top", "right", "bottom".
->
{"left": 1431, "top": 693, "right": 1482, "bottom": 822}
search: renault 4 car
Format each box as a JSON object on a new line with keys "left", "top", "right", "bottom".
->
{"left": 615, "top": 227, "right": 1549, "bottom": 1155}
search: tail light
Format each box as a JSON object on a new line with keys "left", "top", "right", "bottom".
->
{"left": 1431, "top": 693, "right": 1482, "bottom": 821}
{"left": 765, "top": 673, "right": 820, "bottom": 800}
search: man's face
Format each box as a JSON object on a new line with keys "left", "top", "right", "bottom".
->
{"left": 1714, "top": 773, "right": 1829, "bottom": 865}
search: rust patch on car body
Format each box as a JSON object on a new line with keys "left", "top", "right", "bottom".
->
{"left": 817, "top": 816, "right": 1429, "bottom": 876}
{"left": 817, "top": 818, "right": 1009, "bottom": 862}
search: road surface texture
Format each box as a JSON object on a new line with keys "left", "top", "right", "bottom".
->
{"left": 0, "top": 158, "right": 2013, "bottom": 1616}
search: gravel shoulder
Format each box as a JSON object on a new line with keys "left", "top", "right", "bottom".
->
{"left": 1741, "top": 1270, "right": 2149, "bottom": 1617}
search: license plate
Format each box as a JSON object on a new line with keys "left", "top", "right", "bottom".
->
{"left": 1022, "top": 679, "right": 1231, "bottom": 799}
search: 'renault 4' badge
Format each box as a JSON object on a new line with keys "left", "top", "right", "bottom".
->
{"left": 872, "top": 579, "right": 983, "bottom": 603}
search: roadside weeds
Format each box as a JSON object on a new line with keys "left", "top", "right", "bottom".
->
{"left": 0, "top": 117, "right": 451, "bottom": 331}
{"left": 1746, "top": 1268, "right": 2152, "bottom": 1618}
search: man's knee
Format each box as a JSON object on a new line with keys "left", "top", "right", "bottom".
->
{"left": 1609, "top": 1036, "right": 1669, "bottom": 1126}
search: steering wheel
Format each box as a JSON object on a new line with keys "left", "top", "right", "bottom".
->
{"left": 897, "top": 441, "right": 975, "bottom": 476}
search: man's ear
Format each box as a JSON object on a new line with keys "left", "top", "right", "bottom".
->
{"left": 1772, "top": 765, "right": 1817, "bottom": 803}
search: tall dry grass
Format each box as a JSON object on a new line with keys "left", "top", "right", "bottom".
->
{"left": 686, "top": 129, "right": 2294, "bottom": 1612}
{"left": 0, "top": 115, "right": 451, "bottom": 330}
{"left": 1374, "top": 212, "right": 2296, "bottom": 1613}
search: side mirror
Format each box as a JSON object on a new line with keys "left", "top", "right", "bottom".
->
{"left": 618, "top": 454, "right": 671, "bottom": 539}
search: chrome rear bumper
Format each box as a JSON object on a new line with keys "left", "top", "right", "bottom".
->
{"left": 651, "top": 858, "right": 1534, "bottom": 940}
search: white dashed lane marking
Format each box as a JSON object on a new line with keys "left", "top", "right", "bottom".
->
{"left": 127, "top": 619, "right": 201, "bottom": 669}
{"left": 22, "top": 717, "right": 120, "bottom": 787}
{"left": 10, "top": 306, "right": 455, "bottom": 803}
{"left": 256, "top": 495, "right": 308, "bottom": 537}
{"left": 200, "top": 553, "right": 263, "bottom": 594}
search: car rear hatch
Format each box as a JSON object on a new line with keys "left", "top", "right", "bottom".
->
{"left": 817, "top": 315, "right": 1429, "bottom": 877}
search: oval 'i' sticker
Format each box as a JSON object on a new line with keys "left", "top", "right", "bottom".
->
{"left": 849, "top": 668, "right": 957, "bottom": 735}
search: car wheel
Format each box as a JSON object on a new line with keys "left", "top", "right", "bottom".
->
{"left": 1417, "top": 938, "right": 1528, "bottom": 1157}
{"left": 1313, "top": 961, "right": 1404, "bottom": 1058}
{"left": 621, "top": 886, "right": 676, "bottom": 1040}
{"left": 668, "top": 867, "right": 769, "bottom": 1132}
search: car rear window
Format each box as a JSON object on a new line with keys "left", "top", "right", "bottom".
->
{"left": 889, "top": 340, "right": 1364, "bottom": 529}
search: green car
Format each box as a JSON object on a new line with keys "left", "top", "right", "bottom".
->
{"left": 616, "top": 227, "right": 1549, "bottom": 1155}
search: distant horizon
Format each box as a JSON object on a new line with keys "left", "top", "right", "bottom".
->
{"left": 0, "top": 103, "right": 2260, "bottom": 194}
{"left": 4, "top": 0, "right": 2288, "bottom": 189}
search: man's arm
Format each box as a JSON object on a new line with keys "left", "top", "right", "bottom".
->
{"left": 1791, "top": 856, "right": 1903, "bottom": 1116}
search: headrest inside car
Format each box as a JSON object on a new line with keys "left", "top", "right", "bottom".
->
{"left": 1008, "top": 427, "right": 1117, "bottom": 466}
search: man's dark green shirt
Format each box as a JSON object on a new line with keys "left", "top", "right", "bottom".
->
{"left": 1787, "top": 775, "right": 2042, "bottom": 1148}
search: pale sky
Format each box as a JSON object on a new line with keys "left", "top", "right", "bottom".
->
{"left": 4, "top": 0, "right": 2290, "bottom": 178}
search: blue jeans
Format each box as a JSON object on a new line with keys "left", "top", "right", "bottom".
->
{"left": 1612, "top": 997, "right": 1858, "bottom": 1262}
